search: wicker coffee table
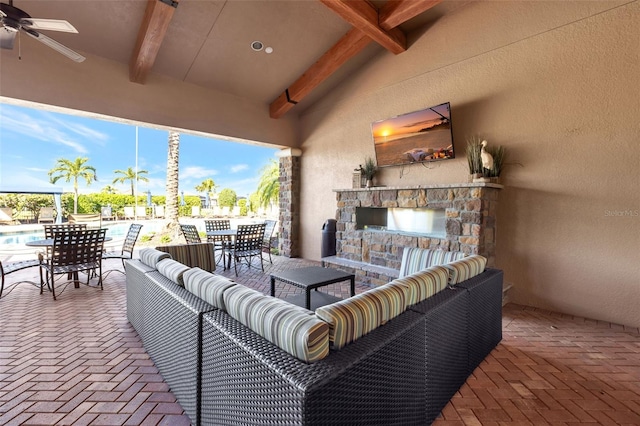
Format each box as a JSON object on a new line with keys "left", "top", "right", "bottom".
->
{"left": 270, "top": 266, "right": 355, "bottom": 310}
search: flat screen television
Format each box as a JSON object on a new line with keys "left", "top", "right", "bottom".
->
{"left": 371, "top": 102, "right": 455, "bottom": 167}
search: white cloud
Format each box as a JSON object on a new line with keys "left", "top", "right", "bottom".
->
{"left": 181, "top": 166, "right": 218, "bottom": 180}
{"left": 230, "top": 164, "right": 249, "bottom": 173}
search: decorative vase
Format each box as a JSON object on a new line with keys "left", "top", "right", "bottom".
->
{"left": 366, "top": 178, "right": 373, "bottom": 188}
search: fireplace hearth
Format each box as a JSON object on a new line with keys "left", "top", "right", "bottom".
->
{"left": 325, "top": 183, "right": 503, "bottom": 287}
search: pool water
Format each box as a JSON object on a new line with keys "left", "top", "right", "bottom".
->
{"left": 0, "top": 221, "right": 165, "bottom": 245}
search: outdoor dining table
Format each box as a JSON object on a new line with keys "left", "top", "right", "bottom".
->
{"left": 205, "top": 229, "right": 237, "bottom": 270}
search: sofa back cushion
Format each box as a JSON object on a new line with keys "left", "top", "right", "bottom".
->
{"left": 443, "top": 255, "right": 487, "bottom": 285}
{"left": 156, "top": 258, "right": 190, "bottom": 287}
{"left": 399, "top": 248, "right": 466, "bottom": 278}
{"left": 390, "top": 265, "right": 449, "bottom": 307}
{"left": 139, "top": 248, "right": 171, "bottom": 268}
{"left": 224, "top": 285, "right": 329, "bottom": 363}
{"left": 183, "top": 267, "right": 235, "bottom": 310}
{"left": 315, "top": 283, "right": 408, "bottom": 350}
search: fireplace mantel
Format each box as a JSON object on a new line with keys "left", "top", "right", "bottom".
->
{"left": 326, "top": 183, "right": 503, "bottom": 287}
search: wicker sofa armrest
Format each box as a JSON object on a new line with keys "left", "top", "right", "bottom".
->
{"left": 200, "top": 308, "right": 427, "bottom": 426}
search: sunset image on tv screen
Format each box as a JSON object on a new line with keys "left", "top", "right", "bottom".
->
{"left": 372, "top": 102, "right": 454, "bottom": 167}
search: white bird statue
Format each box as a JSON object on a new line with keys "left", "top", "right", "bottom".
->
{"left": 480, "top": 140, "right": 494, "bottom": 171}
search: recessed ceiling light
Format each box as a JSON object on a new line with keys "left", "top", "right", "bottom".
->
{"left": 265, "top": 47, "right": 273, "bottom": 54}
{"left": 250, "top": 41, "right": 263, "bottom": 51}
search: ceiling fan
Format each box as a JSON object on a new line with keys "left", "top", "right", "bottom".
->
{"left": 0, "top": 0, "right": 85, "bottom": 62}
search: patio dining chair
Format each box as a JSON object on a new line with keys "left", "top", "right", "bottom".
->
{"left": 180, "top": 224, "right": 202, "bottom": 244}
{"left": 102, "top": 223, "right": 143, "bottom": 270}
{"left": 204, "top": 219, "right": 232, "bottom": 265}
{"left": 228, "top": 222, "right": 266, "bottom": 276}
{"left": 0, "top": 257, "right": 43, "bottom": 298}
{"left": 262, "top": 219, "right": 277, "bottom": 264}
{"left": 39, "top": 228, "right": 107, "bottom": 300}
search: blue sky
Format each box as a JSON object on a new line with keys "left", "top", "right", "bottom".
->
{"left": 0, "top": 102, "right": 279, "bottom": 198}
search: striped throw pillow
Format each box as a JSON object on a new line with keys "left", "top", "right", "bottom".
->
{"left": 223, "top": 285, "right": 329, "bottom": 363}
{"left": 444, "top": 255, "right": 487, "bottom": 285}
{"left": 399, "top": 248, "right": 466, "bottom": 278}
{"left": 183, "top": 267, "right": 235, "bottom": 310}
{"left": 156, "top": 258, "right": 190, "bottom": 287}
{"left": 365, "top": 283, "right": 407, "bottom": 323}
{"left": 139, "top": 248, "right": 171, "bottom": 268}
{"left": 390, "top": 265, "right": 449, "bottom": 306}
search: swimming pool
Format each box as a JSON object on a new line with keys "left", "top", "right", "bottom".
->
{"left": 0, "top": 221, "right": 165, "bottom": 245}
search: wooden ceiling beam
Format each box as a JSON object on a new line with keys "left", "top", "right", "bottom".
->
{"left": 270, "top": 28, "right": 371, "bottom": 119}
{"left": 379, "top": 0, "right": 442, "bottom": 30}
{"left": 319, "top": 0, "right": 406, "bottom": 55}
{"left": 129, "top": 0, "right": 179, "bottom": 84}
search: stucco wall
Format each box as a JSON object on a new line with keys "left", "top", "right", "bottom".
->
{"left": 298, "top": 1, "right": 640, "bottom": 327}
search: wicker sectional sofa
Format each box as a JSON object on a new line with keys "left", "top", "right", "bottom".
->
{"left": 125, "top": 247, "right": 503, "bottom": 426}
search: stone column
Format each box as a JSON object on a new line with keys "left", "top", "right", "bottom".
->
{"left": 276, "top": 148, "right": 302, "bottom": 258}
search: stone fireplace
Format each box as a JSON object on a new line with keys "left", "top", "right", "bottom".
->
{"left": 323, "top": 183, "right": 502, "bottom": 287}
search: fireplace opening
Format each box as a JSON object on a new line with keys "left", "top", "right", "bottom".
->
{"left": 356, "top": 207, "right": 446, "bottom": 236}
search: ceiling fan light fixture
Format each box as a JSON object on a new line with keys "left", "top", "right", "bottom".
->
{"left": 250, "top": 40, "right": 263, "bottom": 51}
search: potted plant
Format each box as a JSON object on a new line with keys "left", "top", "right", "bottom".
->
{"left": 466, "top": 136, "right": 507, "bottom": 183}
{"left": 466, "top": 136, "right": 484, "bottom": 180}
{"left": 362, "top": 157, "right": 377, "bottom": 188}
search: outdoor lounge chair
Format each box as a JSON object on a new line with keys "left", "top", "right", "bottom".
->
{"left": 0, "top": 207, "right": 15, "bottom": 225}
{"left": 228, "top": 222, "right": 266, "bottom": 276}
{"left": 39, "top": 228, "right": 106, "bottom": 300}
{"left": 135, "top": 206, "right": 148, "bottom": 219}
{"left": 102, "top": 223, "right": 143, "bottom": 270}
{"left": 123, "top": 206, "right": 135, "bottom": 220}
{"left": 38, "top": 207, "right": 56, "bottom": 224}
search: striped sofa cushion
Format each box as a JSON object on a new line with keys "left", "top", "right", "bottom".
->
{"left": 183, "top": 267, "right": 235, "bottom": 310}
{"left": 390, "top": 265, "right": 449, "bottom": 307}
{"left": 398, "top": 247, "right": 466, "bottom": 278}
{"left": 139, "top": 248, "right": 171, "bottom": 268}
{"left": 156, "top": 258, "right": 190, "bottom": 287}
{"left": 224, "top": 285, "right": 329, "bottom": 363}
{"left": 444, "top": 255, "right": 487, "bottom": 285}
{"left": 315, "top": 285, "right": 406, "bottom": 350}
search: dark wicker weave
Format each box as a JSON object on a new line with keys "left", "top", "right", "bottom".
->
{"left": 201, "top": 308, "right": 427, "bottom": 426}
{"left": 142, "top": 271, "right": 217, "bottom": 426}
{"left": 124, "top": 259, "right": 157, "bottom": 340}
{"left": 458, "top": 268, "right": 504, "bottom": 373}
{"left": 410, "top": 288, "right": 470, "bottom": 424}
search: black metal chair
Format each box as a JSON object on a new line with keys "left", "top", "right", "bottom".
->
{"left": 39, "top": 228, "right": 106, "bottom": 300}
{"left": 0, "top": 258, "right": 43, "bottom": 298}
{"left": 261, "top": 220, "right": 277, "bottom": 264}
{"left": 204, "top": 219, "right": 232, "bottom": 265}
{"left": 180, "top": 224, "right": 202, "bottom": 244}
{"left": 102, "top": 223, "right": 143, "bottom": 269}
{"left": 228, "top": 223, "right": 266, "bottom": 276}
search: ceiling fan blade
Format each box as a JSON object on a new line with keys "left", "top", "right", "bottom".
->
{"left": 0, "top": 27, "right": 17, "bottom": 49}
{"left": 23, "top": 29, "right": 85, "bottom": 62}
{"left": 21, "top": 18, "right": 78, "bottom": 33}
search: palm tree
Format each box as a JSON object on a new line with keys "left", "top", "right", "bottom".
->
{"left": 112, "top": 167, "right": 149, "bottom": 196}
{"left": 102, "top": 185, "right": 118, "bottom": 194}
{"left": 165, "top": 131, "right": 180, "bottom": 228}
{"left": 256, "top": 160, "right": 279, "bottom": 209}
{"left": 48, "top": 157, "right": 97, "bottom": 214}
{"left": 195, "top": 178, "right": 217, "bottom": 207}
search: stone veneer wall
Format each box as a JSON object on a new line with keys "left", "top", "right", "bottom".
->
{"left": 331, "top": 184, "right": 502, "bottom": 285}
{"left": 278, "top": 154, "right": 301, "bottom": 258}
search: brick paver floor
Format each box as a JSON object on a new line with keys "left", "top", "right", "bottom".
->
{"left": 1, "top": 253, "right": 639, "bottom": 425}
